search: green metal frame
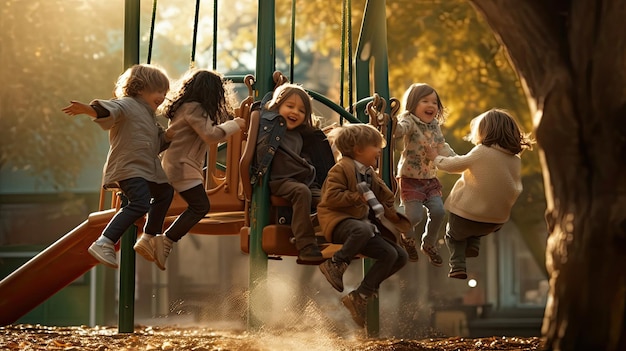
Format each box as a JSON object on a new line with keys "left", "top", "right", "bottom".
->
{"left": 118, "top": 0, "right": 141, "bottom": 334}
{"left": 246, "top": 0, "right": 276, "bottom": 331}
{"left": 354, "top": 0, "right": 391, "bottom": 337}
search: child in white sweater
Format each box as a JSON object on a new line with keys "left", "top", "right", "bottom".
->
{"left": 426, "top": 108, "right": 534, "bottom": 279}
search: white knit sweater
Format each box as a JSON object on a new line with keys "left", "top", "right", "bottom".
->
{"left": 434, "top": 144, "right": 522, "bottom": 223}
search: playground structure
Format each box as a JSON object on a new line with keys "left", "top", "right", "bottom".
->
{"left": 0, "top": 0, "right": 397, "bottom": 337}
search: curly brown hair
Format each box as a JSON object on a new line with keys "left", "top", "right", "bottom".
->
{"left": 164, "top": 69, "right": 235, "bottom": 124}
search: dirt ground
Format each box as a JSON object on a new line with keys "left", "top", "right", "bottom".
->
{"left": 0, "top": 324, "right": 544, "bottom": 351}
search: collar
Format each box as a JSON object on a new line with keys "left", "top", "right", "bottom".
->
{"left": 353, "top": 159, "right": 372, "bottom": 176}
{"left": 400, "top": 111, "right": 438, "bottom": 126}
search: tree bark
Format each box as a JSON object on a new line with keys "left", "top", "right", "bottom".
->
{"left": 469, "top": 0, "right": 626, "bottom": 350}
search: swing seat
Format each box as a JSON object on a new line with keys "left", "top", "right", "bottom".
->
{"left": 259, "top": 224, "right": 342, "bottom": 259}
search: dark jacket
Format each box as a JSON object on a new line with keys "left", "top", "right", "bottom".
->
{"left": 250, "top": 92, "right": 335, "bottom": 188}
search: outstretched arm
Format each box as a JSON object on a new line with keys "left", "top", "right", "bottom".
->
{"left": 61, "top": 100, "right": 97, "bottom": 117}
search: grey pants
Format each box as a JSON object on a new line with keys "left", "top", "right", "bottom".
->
{"left": 271, "top": 179, "right": 316, "bottom": 250}
{"left": 403, "top": 196, "right": 445, "bottom": 247}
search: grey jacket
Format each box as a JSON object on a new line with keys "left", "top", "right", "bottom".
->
{"left": 92, "top": 97, "right": 170, "bottom": 188}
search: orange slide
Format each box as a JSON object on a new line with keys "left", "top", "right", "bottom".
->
{"left": 0, "top": 209, "right": 116, "bottom": 326}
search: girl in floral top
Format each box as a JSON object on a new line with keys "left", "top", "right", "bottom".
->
{"left": 394, "top": 83, "right": 455, "bottom": 266}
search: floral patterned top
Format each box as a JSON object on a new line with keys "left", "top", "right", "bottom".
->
{"left": 395, "top": 111, "right": 455, "bottom": 179}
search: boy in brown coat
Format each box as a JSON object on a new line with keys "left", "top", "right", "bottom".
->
{"left": 317, "top": 123, "right": 410, "bottom": 328}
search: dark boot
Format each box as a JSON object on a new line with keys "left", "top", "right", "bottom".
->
{"left": 341, "top": 290, "right": 368, "bottom": 328}
{"left": 319, "top": 258, "right": 348, "bottom": 292}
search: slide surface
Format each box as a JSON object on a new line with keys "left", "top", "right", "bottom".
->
{"left": 0, "top": 209, "right": 116, "bottom": 326}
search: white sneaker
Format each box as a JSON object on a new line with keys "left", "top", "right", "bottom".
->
{"left": 88, "top": 242, "right": 118, "bottom": 268}
{"left": 133, "top": 236, "right": 156, "bottom": 262}
{"left": 154, "top": 234, "right": 173, "bottom": 271}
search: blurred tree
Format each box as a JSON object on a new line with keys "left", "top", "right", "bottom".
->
{"left": 0, "top": 0, "right": 123, "bottom": 190}
{"left": 470, "top": 0, "right": 626, "bottom": 349}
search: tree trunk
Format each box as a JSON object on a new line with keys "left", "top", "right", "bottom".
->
{"left": 469, "top": 1, "right": 626, "bottom": 350}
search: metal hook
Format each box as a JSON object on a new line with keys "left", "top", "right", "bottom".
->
{"left": 244, "top": 74, "right": 255, "bottom": 98}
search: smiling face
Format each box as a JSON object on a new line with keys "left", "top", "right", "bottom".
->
{"left": 354, "top": 144, "right": 382, "bottom": 169}
{"left": 139, "top": 89, "right": 168, "bottom": 112}
{"left": 278, "top": 94, "right": 307, "bottom": 130}
{"left": 413, "top": 91, "right": 439, "bottom": 124}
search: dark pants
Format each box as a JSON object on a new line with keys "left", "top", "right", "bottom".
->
{"left": 445, "top": 212, "right": 503, "bottom": 270}
{"left": 102, "top": 177, "right": 174, "bottom": 243}
{"left": 332, "top": 218, "right": 408, "bottom": 297}
{"left": 164, "top": 184, "right": 210, "bottom": 242}
{"left": 271, "top": 179, "right": 316, "bottom": 250}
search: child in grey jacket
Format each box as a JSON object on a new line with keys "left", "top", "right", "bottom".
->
{"left": 62, "top": 64, "right": 174, "bottom": 269}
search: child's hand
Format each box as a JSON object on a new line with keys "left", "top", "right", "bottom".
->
{"left": 425, "top": 144, "right": 439, "bottom": 161}
{"left": 233, "top": 117, "right": 247, "bottom": 130}
{"left": 61, "top": 101, "right": 94, "bottom": 117}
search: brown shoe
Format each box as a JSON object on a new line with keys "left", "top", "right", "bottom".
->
{"left": 319, "top": 258, "right": 348, "bottom": 292}
{"left": 341, "top": 291, "right": 368, "bottom": 328}
{"left": 420, "top": 242, "right": 443, "bottom": 267}
{"left": 448, "top": 267, "right": 468, "bottom": 279}
{"left": 399, "top": 234, "right": 419, "bottom": 262}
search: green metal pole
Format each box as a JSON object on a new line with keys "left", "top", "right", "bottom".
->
{"left": 247, "top": 0, "right": 276, "bottom": 331}
{"left": 255, "top": 0, "right": 276, "bottom": 99}
{"left": 118, "top": 0, "right": 141, "bottom": 334}
{"left": 118, "top": 218, "right": 137, "bottom": 333}
{"left": 355, "top": 0, "right": 391, "bottom": 338}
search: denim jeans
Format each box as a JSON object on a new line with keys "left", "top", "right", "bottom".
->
{"left": 445, "top": 213, "right": 503, "bottom": 270}
{"left": 332, "top": 218, "right": 408, "bottom": 297}
{"left": 102, "top": 177, "right": 174, "bottom": 243}
{"left": 164, "top": 184, "right": 210, "bottom": 242}
{"left": 403, "top": 196, "right": 445, "bottom": 246}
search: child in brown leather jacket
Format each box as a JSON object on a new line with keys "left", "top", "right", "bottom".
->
{"left": 317, "top": 123, "right": 410, "bottom": 328}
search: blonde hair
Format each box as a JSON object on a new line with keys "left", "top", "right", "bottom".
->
{"left": 401, "top": 83, "right": 446, "bottom": 124}
{"left": 114, "top": 64, "right": 170, "bottom": 98}
{"left": 327, "top": 123, "right": 386, "bottom": 158}
{"left": 466, "top": 108, "right": 534, "bottom": 154}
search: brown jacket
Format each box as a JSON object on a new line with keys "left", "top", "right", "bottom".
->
{"left": 317, "top": 157, "right": 410, "bottom": 243}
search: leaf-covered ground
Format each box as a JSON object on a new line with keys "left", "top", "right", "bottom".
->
{"left": 1, "top": 324, "right": 544, "bottom": 351}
